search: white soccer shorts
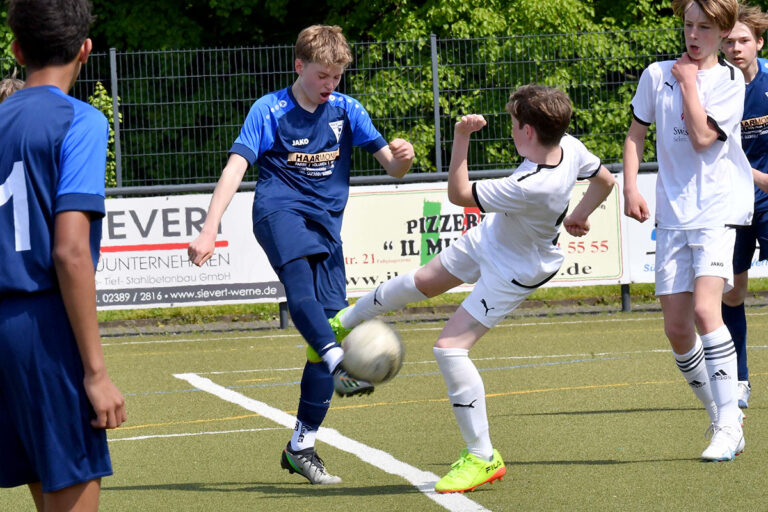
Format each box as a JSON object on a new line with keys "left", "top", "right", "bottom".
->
{"left": 439, "top": 235, "right": 538, "bottom": 328}
{"left": 654, "top": 226, "right": 735, "bottom": 296}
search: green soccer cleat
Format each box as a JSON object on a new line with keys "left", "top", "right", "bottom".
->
{"left": 280, "top": 443, "right": 342, "bottom": 485}
{"left": 329, "top": 307, "right": 353, "bottom": 342}
{"left": 434, "top": 449, "right": 506, "bottom": 493}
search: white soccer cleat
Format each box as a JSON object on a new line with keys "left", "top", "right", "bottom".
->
{"left": 701, "top": 424, "right": 745, "bottom": 462}
{"left": 737, "top": 381, "right": 751, "bottom": 409}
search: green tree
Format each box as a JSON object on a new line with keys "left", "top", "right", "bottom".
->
{"left": 88, "top": 81, "right": 121, "bottom": 187}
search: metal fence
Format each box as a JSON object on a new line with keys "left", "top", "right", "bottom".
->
{"left": 1, "top": 29, "right": 683, "bottom": 194}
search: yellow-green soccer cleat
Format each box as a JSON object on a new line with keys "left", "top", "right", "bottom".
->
{"left": 434, "top": 449, "right": 506, "bottom": 493}
{"left": 329, "top": 307, "right": 352, "bottom": 342}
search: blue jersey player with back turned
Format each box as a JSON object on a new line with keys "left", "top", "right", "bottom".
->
{"left": 188, "top": 25, "right": 414, "bottom": 485}
{"left": 721, "top": 3, "right": 768, "bottom": 411}
{"left": 0, "top": 1, "right": 126, "bottom": 510}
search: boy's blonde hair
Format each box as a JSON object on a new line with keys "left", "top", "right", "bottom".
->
{"left": 505, "top": 85, "right": 572, "bottom": 147}
{"left": 671, "top": 0, "right": 738, "bottom": 32}
{"left": 735, "top": 3, "right": 768, "bottom": 41}
{"left": 0, "top": 76, "right": 24, "bottom": 103}
{"left": 295, "top": 25, "right": 352, "bottom": 68}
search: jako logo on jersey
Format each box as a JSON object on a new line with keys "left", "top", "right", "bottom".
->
{"left": 329, "top": 120, "right": 344, "bottom": 143}
{"left": 292, "top": 138, "right": 309, "bottom": 146}
{"left": 710, "top": 261, "right": 724, "bottom": 267}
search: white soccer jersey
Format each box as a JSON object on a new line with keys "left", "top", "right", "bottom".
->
{"left": 631, "top": 59, "right": 753, "bottom": 229}
{"left": 470, "top": 134, "right": 600, "bottom": 287}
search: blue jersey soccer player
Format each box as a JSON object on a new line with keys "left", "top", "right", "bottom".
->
{"left": 188, "top": 25, "right": 414, "bottom": 485}
{"left": 0, "top": 1, "right": 126, "bottom": 510}
{"left": 721, "top": 4, "right": 768, "bottom": 410}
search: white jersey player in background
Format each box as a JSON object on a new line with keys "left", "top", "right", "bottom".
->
{"left": 623, "top": 0, "right": 752, "bottom": 461}
{"left": 330, "top": 84, "right": 616, "bottom": 493}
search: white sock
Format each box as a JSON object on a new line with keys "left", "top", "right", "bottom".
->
{"left": 341, "top": 269, "right": 427, "bottom": 329}
{"left": 322, "top": 346, "right": 344, "bottom": 373}
{"left": 290, "top": 420, "right": 317, "bottom": 451}
{"left": 701, "top": 326, "right": 739, "bottom": 427}
{"left": 674, "top": 335, "right": 717, "bottom": 423}
{"left": 433, "top": 347, "right": 493, "bottom": 460}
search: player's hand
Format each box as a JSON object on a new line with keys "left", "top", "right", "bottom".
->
{"left": 623, "top": 189, "right": 650, "bottom": 223}
{"left": 563, "top": 214, "right": 590, "bottom": 237}
{"left": 84, "top": 371, "right": 126, "bottom": 429}
{"left": 188, "top": 232, "right": 216, "bottom": 266}
{"left": 388, "top": 138, "right": 414, "bottom": 162}
{"left": 455, "top": 115, "right": 486, "bottom": 136}
{"left": 671, "top": 53, "right": 698, "bottom": 85}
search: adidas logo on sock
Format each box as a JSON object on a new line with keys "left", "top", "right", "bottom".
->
{"left": 688, "top": 380, "right": 706, "bottom": 389}
{"left": 710, "top": 370, "right": 730, "bottom": 381}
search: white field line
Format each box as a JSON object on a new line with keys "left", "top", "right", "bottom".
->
{"left": 173, "top": 372, "right": 492, "bottom": 512}
{"left": 191, "top": 345, "right": 768, "bottom": 375}
{"left": 109, "top": 427, "right": 284, "bottom": 442}
{"left": 103, "top": 310, "right": 768, "bottom": 347}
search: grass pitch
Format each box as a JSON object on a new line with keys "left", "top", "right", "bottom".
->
{"left": 2, "top": 309, "right": 766, "bottom": 511}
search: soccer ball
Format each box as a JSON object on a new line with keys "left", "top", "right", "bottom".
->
{"left": 342, "top": 319, "right": 405, "bottom": 384}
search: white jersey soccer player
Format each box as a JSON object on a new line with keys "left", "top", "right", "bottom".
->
{"left": 441, "top": 133, "right": 600, "bottom": 326}
{"left": 631, "top": 59, "right": 753, "bottom": 229}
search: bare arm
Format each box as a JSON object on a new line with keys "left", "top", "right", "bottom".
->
{"left": 373, "top": 138, "right": 415, "bottom": 178}
{"left": 753, "top": 168, "right": 768, "bottom": 194}
{"left": 622, "top": 120, "right": 651, "bottom": 222}
{"left": 53, "top": 210, "right": 126, "bottom": 429}
{"left": 563, "top": 166, "right": 617, "bottom": 236}
{"left": 672, "top": 53, "right": 721, "bottom": 151}
{"left": 188, "top": 153, "right": 249, "bottom": 266}
{"left": 447, "top": 115, "right": 486, "bottom": 207}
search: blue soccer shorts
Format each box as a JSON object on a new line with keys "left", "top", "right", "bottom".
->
{"left": 253, "top": 209, "right": 347, "bottom": 311}
{"left": 733, "top": 209, "right": 768, "bottom": 274}
{"left": 0, "top": 291, "right": 112, "bottom": 492}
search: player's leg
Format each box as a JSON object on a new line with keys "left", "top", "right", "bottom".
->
{"left": 432, "top": 272, "right": 529, "bottom": 493}
{"left": 27, "top": 483, "right": 43, "bottom": 512}
{"left": 656, "top": 228, "right": 717, "bottom": 423}
{"left": 43, "top": 479, "right": 101, "bottom": 512}
{"left": 723, "top": 271, "right": 750, "bottom": 408}
{"left": 282, "top": 248, "right": 354, "bottom": 485}
{"left": 277, "top": 257, "right": 344, "bottom": 370}
{"left": 337, "top": 238, "right": 473, "bottom": 335}
{"left": 690, "top": 227, "right": 743, "bottom": 461}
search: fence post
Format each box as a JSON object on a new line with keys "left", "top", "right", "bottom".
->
{"left": 109, "top": 48, "right": 123, "bottom": 188}
{"left": 279, "top": 301, "right": 289, "bottom": 329}
{"left": 621, "top": 284, "right": 631, "bottom": 312}
{"left": 430, "top": 34, "right": 442, "bottom": 173}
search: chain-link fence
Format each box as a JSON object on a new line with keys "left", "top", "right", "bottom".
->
{"left": 1, "top": 29, "right": 684, "bottom": 194}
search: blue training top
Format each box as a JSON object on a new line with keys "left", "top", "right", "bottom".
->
{"left": 230, "top": 86, "right": 387, "bottom": 241}
{"left": 742, "top": 58, "right": 768, "bottom": 213}
{"left": 0, "top": 86, "right": 108, "bottom": 295}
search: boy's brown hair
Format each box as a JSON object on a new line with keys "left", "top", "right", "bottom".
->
{"left": 0, "top": 74, "right": 24, "bottom": 102}
{"left": 295, "top": 25, "right": 353, "bottom": 68}
{"left": 735, "top": 3, "right": 768, "bottom": 41}
{"left": 671, "top": 0, "right": 738, "bottom": 32}
{"left": 505, "top": 85, "right": 572, "bottom": 147}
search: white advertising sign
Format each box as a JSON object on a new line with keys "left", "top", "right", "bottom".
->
{"left": 622, "top": 173, "right": 768, "bottom": 283}
{"left": 97, "top": 180, "right": 627, "bottom": 309}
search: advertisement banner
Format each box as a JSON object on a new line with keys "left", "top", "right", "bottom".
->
{"left": 623, "top": 173, "right": 768, "bottom": 284}
{"left": 341, "top": 181, "right": 627, "bottom": 297}
{"left": 96, "top": 179, "right": 626, "bottom": 309}
{"left": 97, "top": 193, "right": 283, "bottom": 309}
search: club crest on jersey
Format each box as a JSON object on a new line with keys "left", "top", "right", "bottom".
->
{"left": 329, "top": 120, "right": 344, "bottom": 143}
